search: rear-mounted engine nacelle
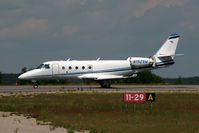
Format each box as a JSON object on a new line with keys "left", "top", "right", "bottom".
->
{"left": 130, "top": 57, "right": 153, "bottom": 69}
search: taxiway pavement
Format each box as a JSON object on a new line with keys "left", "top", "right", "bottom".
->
{"left": 0, "top": 85, "right": 199, "bottom": 93}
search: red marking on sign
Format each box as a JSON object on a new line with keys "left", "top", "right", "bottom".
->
{"left": 124, "top": 93, "right": 146, "bottom": 102}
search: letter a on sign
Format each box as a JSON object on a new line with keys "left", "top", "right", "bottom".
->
{"left": 146, "top": 93, "right": 155, "bottom": 102}
{"left": 148, "top": 94, "right": 153, "bottom": 100}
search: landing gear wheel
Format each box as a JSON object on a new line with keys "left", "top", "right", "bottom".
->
{"left": 33, "top": 83, "right": 38, "bottom": 89}
{"left": 32, "top": 80, "right": 39, "bottom": 89}
{"left": 100, "top": 81, "right": 111, "bottom": 88}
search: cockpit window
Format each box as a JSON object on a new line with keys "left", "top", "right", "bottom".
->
{"left": 36, "top": 64, "right": 50, "bottom": 69}
{"left": 37, "top": 64, "right": 44, "bottom": 69}
{"left": 44, "top": 64, "right": 50, "bottom": 69}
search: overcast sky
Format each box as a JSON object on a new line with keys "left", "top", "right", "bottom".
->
{"left": 0, "top": 0, "right": 198, "bottom": 77}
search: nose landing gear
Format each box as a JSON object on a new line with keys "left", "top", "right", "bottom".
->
{"left": 32, "top": 80, "right": 39, "bottom": 89}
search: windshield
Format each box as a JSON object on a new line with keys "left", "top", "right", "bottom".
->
{"left": 36, "top": 64, "right": 50, "bottom": 69}
{"left": 37, "top": 64, "right": 44, "bottom": 69}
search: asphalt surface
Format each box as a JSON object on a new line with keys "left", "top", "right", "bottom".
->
{"left": 0, "top": 85, "right": 199, "bottom": 93}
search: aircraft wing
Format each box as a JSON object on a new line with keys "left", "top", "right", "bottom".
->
{"left": 78, "top": 74, "right": 129, "bottom": 80}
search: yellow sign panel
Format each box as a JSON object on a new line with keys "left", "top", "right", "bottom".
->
{"left": 146, "top": 93, "right": 155, "bottom": 102}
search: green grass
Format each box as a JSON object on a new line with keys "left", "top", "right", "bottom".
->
{"left": 0, "top": 92, "right": 199, "bottom": 133}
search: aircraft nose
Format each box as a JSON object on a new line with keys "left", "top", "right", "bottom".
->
{"left": 18, "top": 71, "right": 32, "bottom": 80}
{"left": 18, "top": 69, "right": 42, "bottom": 80}
{"left": 18, "top": 73, "right": 27, "bottom": 80}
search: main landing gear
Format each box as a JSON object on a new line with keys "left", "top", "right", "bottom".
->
{"left": 32, "top": 80, "right": 39, "bottom": 89}
{"left": 99, "top": 80, "right": 111, "bottom": 88}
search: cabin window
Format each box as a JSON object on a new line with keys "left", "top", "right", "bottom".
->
{"left": 75, "top": 66, "right": 78, "bottom": 70}
{"left": 82, "top": 66, "right": 85, "bottom": 70}
{"left": 88, "top": 66, "right": 92, "bottom": 69}
{"left": 62, "top": 66, "right": 65, "bottom": 70}
{"left": 69, "top": 66, "right": 72, "bottom": 70}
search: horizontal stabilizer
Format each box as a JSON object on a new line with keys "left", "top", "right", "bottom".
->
{"left": 175, "top": 54, "right": 184, "bottom": 56}
{"left": 157, "top": 53, "right": 184, "bottom": 58}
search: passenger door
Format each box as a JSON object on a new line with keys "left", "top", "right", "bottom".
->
{"left": 52, "top": 64, "right": 59, "bottom": 76}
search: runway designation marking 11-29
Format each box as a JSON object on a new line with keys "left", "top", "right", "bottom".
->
{"left": 124, "top": 93, "right": 155, "bottom": 102}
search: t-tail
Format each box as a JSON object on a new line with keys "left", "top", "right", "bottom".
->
{"left": 152, "top": 34, "right": 182, "bottom": 68}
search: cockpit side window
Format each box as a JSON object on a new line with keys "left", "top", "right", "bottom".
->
{"left": 44, "top": 64, "right": 50, "bottom": 69}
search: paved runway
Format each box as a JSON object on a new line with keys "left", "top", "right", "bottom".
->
{"left": 0, "top": 85, "right": 199, "bottom": 93}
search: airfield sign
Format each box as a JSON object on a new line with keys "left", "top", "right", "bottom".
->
{"left": 124, "top": 93, "right": 146, "bottom": 102}
{"left": 124, "top": 93, "right": 155, "bottom": 102}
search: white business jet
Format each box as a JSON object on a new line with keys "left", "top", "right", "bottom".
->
{"left": 18, "top": 34, "right": 182, "bottom": 88}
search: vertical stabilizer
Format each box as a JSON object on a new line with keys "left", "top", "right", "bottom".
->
{"left": 155, "top": 34, "right": 180, "bottom": 59}
{"left": 151, "top": 34, "right": 180, "bottom": 68}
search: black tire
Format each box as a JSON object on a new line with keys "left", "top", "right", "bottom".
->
{"left": 33, "top": 83, "right": 38, "bottom": 89}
